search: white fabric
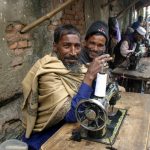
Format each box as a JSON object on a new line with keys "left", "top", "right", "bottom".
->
{"left": 136, "top": 26, "right": 146, "bottom": 36}
{"left": 120, "top": 41, "right": 137, "bottom": 57}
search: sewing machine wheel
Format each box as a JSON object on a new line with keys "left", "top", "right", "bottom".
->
{"left": 75, "top": 99, "right": 108, "bottom": 131}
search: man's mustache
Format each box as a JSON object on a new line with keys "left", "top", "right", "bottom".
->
{"left": 64, "top": 56, "right": 78, "bottom": 61}
{"left": 91, "top": 51, "right": 104, "bottom": 56}
{"left": 85, "top": 47, "right": 105, "bottom": 56}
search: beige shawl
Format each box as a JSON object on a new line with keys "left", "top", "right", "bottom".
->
{"left": 22, "top": 54, "right": 87, "bottom": 138}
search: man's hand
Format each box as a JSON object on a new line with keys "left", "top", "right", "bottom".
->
{"left": 83, "top": 54, "right": 112, "bottom": 86}
{"left": 118, "top": 85, "right": 126, "bottom": 92}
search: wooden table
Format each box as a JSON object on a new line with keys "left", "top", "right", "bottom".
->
{"left": 112, "top": 57, "right": 150, "bottom": 81}
{"left": 112, "top": 57, "right": 150, "bottom": 93}
{"left": 41, "top": 92, "right": 150, "bottom": 150}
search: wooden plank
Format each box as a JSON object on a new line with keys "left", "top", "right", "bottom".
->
{"left": 41, "top": 92, "right": 150, "bottom": 150}
{"left": 146, "top": 115, "right": 150, "bottom": 150}
{"left": 101, "top": 0, "right": 117, "bottom": 8}
{"left": 84, "top": 0, "right": 109, "bottom": 30}
{"left": 112, "top": 57, "right": 150, "bottom": 81}
{"left": 93, "top": 0, "right": 109, "bottom": 23}
{"left": 113, "top": 93, "right": 150, "bottom": 150}
{"left": 116, "top": 0, "right": 140, "bottom": 18}
{"left": 84, "top": 0, "right": 95, "bottom": 30}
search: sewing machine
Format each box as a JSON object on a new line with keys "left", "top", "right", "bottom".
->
{"left": 72, "top": 82, "right": 121, "bottom": 142}
{"left": 126, "top": 44, "right": 147, "bottom": 70}
{"left": 143, "top": 38, "right": 150, "bottom": 57}
{"left": 126, "top": 51, "right": 142, "bottom": 70}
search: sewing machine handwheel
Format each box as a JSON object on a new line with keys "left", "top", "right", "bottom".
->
{"left": 75, "top": 99, "right": 107, "bottom": 131}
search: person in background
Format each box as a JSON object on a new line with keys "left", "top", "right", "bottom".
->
{"left": 114, "top": 26, "right": 146, "bottom": 67}
{"left": 21, "top": 24, "right": 111, "bottom": 150}
{"left": 113, "top": 26, "right": 146, "bottom": 92}
{"left": 125, "top": 26, "right": 134, "bottom": 35}
{"left": 131, "top": 15, "right": 144, "bottom": 30}
{"left": 108, "top": 17, "right": 121, "bottom": 68}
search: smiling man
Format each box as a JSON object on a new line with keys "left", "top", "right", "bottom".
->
{"left": 21, "top": 24, "right": 110, "bottom": 150}
{"left": 80, "top": 21, "right": 125, "bottom": 92}
{"left": 80, "top": 21, "right": 110, "bottom": 65}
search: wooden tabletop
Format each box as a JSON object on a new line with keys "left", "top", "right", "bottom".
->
{"left": 41, "top": 92, "right": 150, "bottom": 150}
{"left": 112, "top": 57, "right": 150, "bottom": 81}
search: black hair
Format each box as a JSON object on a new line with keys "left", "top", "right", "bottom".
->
{"left": 54, "top": 24, "right": 80, "bottom": 43}
{"left": 138, "top": 16, "right": 143, "bottom": 23}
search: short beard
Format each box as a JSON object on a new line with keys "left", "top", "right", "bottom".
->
{"left": 85, "top": 47, "right": 105, "bottom": 57}
{"left": 64, "top": 62, "right": 82, "bottom": 73}
{"left": 55, "top": 51, "right": 81, "bottom": 73}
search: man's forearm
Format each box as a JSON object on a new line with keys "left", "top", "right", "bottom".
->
{"left": 120, "top": 41, "right": 135, "bottom": 57}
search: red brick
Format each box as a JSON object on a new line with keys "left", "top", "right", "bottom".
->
{"left": 65, "top": 14, "right": 74, "bottom": 20}
{"left": 62, "top": 20, "right": 70, "bottom": 24}
{"left": 6, "top": 23, "right": 25, "bottom": 33}
{"left": 64, "top": 9, "right": 74, "bottom": 15}
{"left": 14, "top": 49, "right": 24, "bottom": 56}
{"left": 70, "top": 20, "right": 77, "bottom": 25}
{"left": 6, "top": 34, "right": 19, "bottom": 43}
{"left": 5, "top": 29, "right": 17, "bottom": 36}
{"left": 6, "top": 33, "right": 32, "bottom": 43}
{"left": 74, "top": 15, "right": 80, "bottom": 20}
{"left": 14, "top": 23, "right": 25, "bottom": 31}
{"left": 9, "top": 42, "right": 18, "bottom": 50}
{"left": 17, "top": 41, "right": 28, "bottom": 48}
{"left": 5, "top": 24, "right": 14, "bottom": 32}
{"left": 20, "top": 33, "right": 32, "bottom": 40}
{"left": 5, "top": 33, "right": 18, "bottom": 42}
{"left": 75, "top": 12, "right": 82, "bottom": 17}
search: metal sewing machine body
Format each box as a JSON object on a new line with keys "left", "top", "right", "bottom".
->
{"left": 126, "top": 51, "right": 142, "bottom": 70}
{"left": 143, "top": 38, "right": 150, "bottom": 57}
{"left": 126, "top": 44, "right": 146, "bottom": 70}
{"left": 75, "top": 82, "right": 121, "bottom": 140}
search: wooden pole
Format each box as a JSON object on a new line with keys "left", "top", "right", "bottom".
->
{"left": 21, "top": 0, "right": 75, "bottom": 33}
{"left": 116, "top": 0, "right": 140, "bottom": 18}
{"left": 101, "top": 0, "right": 117, "bottom": 8}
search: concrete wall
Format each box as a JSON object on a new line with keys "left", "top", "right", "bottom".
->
{"left": 0, "top": 0, "right": 44, "bottom": 103}
{"left": 0, "top": 0, "right": 50, "bottom": 142}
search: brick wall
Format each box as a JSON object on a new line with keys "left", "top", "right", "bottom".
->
{"left": 48, "top": 0, "right": 85, "bottom": 35}
{"left": 5, "top": 22, "right": 33, "bottom": 69}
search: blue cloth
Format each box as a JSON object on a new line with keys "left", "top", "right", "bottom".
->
{"left": 64, "top": 82, "right": 93, "bottom": 122}
{"left": 22, "top": 82, "right": 93, "bottom": 150}
{"left": 131, "top": 21, "right": 140, "bottom": 30}
{"left": 22, "top": 120, "right": 65, "bottom": 150}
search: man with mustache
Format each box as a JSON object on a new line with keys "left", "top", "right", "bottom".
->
{"left": 113, "top": 26, "right": 146, "bottom": 92}
{"left": 21, "top": 24, "right": 111, "bottom": 150}
{"left": 80, "top": 21, "right": 109, "bottom": 65}
{"left": 80, "top": 21, "right": 125, "bottom": 91}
